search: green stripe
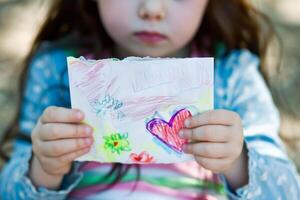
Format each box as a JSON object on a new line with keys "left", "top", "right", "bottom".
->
{"left": 77, "top": 172, "right": 225, "bottom": 195}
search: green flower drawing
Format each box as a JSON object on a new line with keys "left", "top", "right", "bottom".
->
{"left": 103, "top": 132, "right": 131, "bottom": 154}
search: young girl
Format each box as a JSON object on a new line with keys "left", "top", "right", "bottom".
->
{"left": 1, "top": 0, "right": 300, "bottom": 199}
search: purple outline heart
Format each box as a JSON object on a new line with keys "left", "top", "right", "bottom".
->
{"left": 146, "top": 109, "right": 191, "bottom": 152}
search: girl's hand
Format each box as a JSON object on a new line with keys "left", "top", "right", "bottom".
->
{"left": 179, "top": 109, "right": 245, "bottom": 174}
{"left": 29, "top": 106, "right": 94, "bottom": 189}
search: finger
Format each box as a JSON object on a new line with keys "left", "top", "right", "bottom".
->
{"left": 55, "top": 147, "right": 91, "bottom": 165}
{"left": 41, "top": 137, "right": 93, "bottom": 157}
{"left": 40, "top": 147, "right": 90, "bottom": 175}
{"left": 194, "top": 156, "right": 232, "bottom": 173}
{"left": 39, "top": 123, "right": 93, "bottom": 141}
{"left": 40, "top": 106, "right": 84, "bottom": 124}
{"left": 183, "top": 142, "right": 229, "bottom": 158}
{"left": 184, "top": 109, "right": 240, "bottom": 128}
{"left": 179, "top": 125, "right": 230, "bottom": 142}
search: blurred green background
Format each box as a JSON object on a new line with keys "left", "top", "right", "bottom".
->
{"left": 0, "top": 0, "right": 299, "bottom": 170}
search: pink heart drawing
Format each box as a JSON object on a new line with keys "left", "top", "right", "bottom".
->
{"left": 146, "top": 109, "right": 192, "bottom": 153}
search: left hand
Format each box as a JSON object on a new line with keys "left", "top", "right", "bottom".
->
{"left": 179, "top": 109, "right": 244, "bottom": 173}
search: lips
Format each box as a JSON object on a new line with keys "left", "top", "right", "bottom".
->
{"left": 134, "top": 31, "right": 167, "bottom": 44}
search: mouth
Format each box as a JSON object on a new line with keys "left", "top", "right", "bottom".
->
{"left": 133, "top": 31, "right": 168, "bottom": 44}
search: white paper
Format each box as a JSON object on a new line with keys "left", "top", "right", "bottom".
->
{"left": 67, "top": 56, "right": 214, "bottom": 164}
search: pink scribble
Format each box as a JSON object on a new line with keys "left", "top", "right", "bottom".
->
{"left": 146, "top": 108, "right": 192, "bottom": 153}
{"left": 121, "top": 96, "right": 180, "bottom": 120}
{"left": 70, "top": 61, "right": 117, "bottom": 103}
{"left": 130, "top": 151, "right": 154, "bottom": 164}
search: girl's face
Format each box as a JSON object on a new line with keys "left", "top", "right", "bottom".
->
{"left": 97, "top": 0, "right": 208, "bottom": 58}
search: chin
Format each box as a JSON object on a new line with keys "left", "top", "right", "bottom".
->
{"left": 130, "top": 48, "right": 174, "bottom": 58}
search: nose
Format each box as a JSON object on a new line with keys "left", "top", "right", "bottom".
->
{"left": 138, "top": 0, "right": 166, "bottom": 21}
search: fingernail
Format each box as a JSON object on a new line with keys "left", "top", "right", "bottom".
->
{"left": 85, "top": 126, "right": 92, "bottom": 136}
{"left": 182, "top": 144, "right": 187, "bottom": 152}
{"left": 84, "top": 138, "right": 93, "bottom": 145}
{"left": 184, "top": 119, "right": 191, "bottom": 128}
{"left": 179, "top": 130, "right": 184, "bottom": 138}
{"left": 83, "top": 147, "right": 91, "bottom": 152}
{"left": 76, "top": 111, "right": 84, "bottom": 120}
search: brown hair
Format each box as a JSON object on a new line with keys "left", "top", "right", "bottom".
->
{"left": 0, "top": 0, "right": 276, "bottom": 191}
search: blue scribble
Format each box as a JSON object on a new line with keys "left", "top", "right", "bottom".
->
{"left": 90, "top": 94, "right": 124, "bottom": 119}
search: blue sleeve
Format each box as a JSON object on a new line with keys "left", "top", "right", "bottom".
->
{"left": 0, "top": 49, "right": 83, "bottom": 200}
{"left": 216, "top": 50, "right": 300, "bottom": 199}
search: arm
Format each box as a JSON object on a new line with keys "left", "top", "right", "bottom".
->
{"left": 0, "top": 49, "right": 83, "bottom": 199}
{"left": 180, "top": 50, "right": 300, "bottom": 199}
{"left": 219, "top": 50, "right": 300, "bottom": 199}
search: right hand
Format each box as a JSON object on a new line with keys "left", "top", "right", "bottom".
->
{"left": 30, "top": 106, "right": 93, "bottom": 187}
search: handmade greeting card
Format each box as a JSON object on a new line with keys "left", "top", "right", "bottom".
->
{"left": 67, "top": 56, "right": 214, "bottom": 164}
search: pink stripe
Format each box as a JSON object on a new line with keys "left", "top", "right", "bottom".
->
{"left": 79, "top": 162, "right": 188, "bottom": 173}
{"left": 78, "top": 162, "right": 108, "bottom": 171}
{"left": 79, "top": 162, "right": 192, "bottom": 174}
{"left": 69, "top": 181, "right": 218, "bottom": 200}
{"left": 79, "top": 162, "right": 221, "bottom": 184}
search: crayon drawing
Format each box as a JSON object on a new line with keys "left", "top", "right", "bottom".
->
{"left": 67, "top": 56, "right": 214, "bottom": 163}
{"left": 146, "top": 108, "right": 192, "bottom": 153}
{"left": 103, "top": 132, "right": 131, "bottom": 155}
{"left": 130, "top": 151, "right": 154, "bottom": 164}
